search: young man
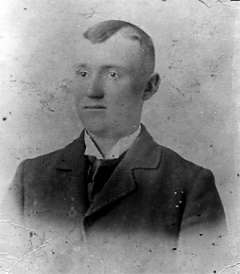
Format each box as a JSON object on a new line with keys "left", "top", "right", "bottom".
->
{"left": 2, "top": 20, "right": 227, "bottom": 273}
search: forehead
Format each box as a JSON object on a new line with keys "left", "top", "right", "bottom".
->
{"left": 75, "top": 32, "right": 143, "bottom": 69}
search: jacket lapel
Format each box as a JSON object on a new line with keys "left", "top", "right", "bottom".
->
{"left": 56, "top": 131, "right": 86, "bottom": 176}
{"left": 55, "top": 131, "right": 88, "bottom": 217}
{"left": 85, "top": 125, "right": 162, "bottom": 217}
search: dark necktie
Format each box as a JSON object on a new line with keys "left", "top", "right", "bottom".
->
{"left": 86, "top": 154, "right": 125, "bottom": 203}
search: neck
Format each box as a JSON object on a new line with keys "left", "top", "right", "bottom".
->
{"left": 90, "top": 135, "right": 119, "bottom": 157}
{"left": 87, "top": 124, "right": 140, "bottom": 157}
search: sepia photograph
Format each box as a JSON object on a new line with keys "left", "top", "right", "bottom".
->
{"left": 0, "top": 0, "right": 239, "bottom": 273}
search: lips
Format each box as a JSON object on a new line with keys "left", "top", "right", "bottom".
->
{"left": 84, "top": 105, "right": 106, "bottom": 109}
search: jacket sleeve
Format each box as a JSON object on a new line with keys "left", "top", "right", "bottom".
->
{"left": 0, "top": 161, "right": 34, "bottom": 270}
{"left": 177, "top": 168, "right": 231, "bottom": 273}
{"left": 181, "top": 168, "right": 226, "bottom": 231}
{"left": 0, "top": 160, "right": 26, "bottom": 223}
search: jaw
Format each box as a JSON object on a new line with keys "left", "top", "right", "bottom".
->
{"left": 77, "top": 101, "right": 143, "bottom": 139}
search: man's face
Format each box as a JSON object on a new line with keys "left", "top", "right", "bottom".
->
{"left": 71, "top": 32, "right": 148, "bottom": 138}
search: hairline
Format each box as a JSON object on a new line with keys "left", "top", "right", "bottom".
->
{"left": 83, "top": 21, "right": 155, "bottom": 76}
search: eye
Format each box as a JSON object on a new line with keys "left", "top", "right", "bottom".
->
{"left": 108, "top": 71, "right": 119, "bottom": 79}
{"left": 76, "top": 70, "right": 88, "bottom": 77}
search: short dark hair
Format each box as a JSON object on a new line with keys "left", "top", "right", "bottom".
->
{"left": 83, "top": 20, "right": 155, "bottom": 75}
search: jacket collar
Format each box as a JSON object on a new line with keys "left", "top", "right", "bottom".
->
{"left": 56, "top": 124, "right": 162, "bottom": 217}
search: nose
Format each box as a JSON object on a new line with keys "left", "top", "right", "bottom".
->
{"left": 86, "top": 75, "right": 104, "bottom": 99}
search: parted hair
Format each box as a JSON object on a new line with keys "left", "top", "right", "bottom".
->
{"left": 83, "top": 20, "right": 155, "bottom": 74}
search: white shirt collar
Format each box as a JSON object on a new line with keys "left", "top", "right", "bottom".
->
{"left": 84, "top": 125, "right": 141, "bottom": 160}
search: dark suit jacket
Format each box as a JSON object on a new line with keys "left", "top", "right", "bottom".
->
{"left": 1, "top": 125, "right": 227, "bottom": 273}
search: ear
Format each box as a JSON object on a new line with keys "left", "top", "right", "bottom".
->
{"left": 142, "top": 73, "right": 161, "bottom": 101}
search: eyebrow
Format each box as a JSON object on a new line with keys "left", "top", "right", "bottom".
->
{"left": 73, "top": 63, "right": 127, "bottom": 71}
{"left": 73, "top": 64, "right": 88, "bottom": 70}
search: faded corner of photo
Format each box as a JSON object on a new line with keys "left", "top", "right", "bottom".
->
{"left": 0, "top": 0, "right": 240, "bottom": 273}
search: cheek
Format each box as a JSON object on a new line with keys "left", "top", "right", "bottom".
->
{"left": 114, "top": 83, "right": 142, "bottom": 104}
{"left": 70, "top": 80, "right": 86, "bottom": 101}
{"left": 109, "top": 93, "right": 142, "bottom": 117}
{"left": 106, "top": 79, "right": 140, "bottom": 101}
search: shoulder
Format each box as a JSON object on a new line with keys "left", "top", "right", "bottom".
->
{"left": 140, "top": 125, "right": 208, "bottom": 177}
{"left": 138, "top": 125, "right": 214, "bottom": 186}
{"left": 158, "top": 143, "right": 211, "bottom": 177}
{"left": 24, "top": 147, "right": 64, "bottom": 170}
{"left": 21, "top": 147, "right": 65, "bottom": 177}
{"left": 150, "top": 142, "right": 216, "bottom": 195}
{"left": 21, "top": 135, "right": 83, "bottom": 177}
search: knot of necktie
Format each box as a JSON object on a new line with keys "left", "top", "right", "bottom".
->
{"left": 86, "top": 156, "right": 123, "bottom": 202}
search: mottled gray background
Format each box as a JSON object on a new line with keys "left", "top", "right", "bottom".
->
{"left": 0, "top": 0, "right": 239, "bottom": 264}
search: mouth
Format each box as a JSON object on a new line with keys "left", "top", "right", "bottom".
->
{"left": 83, "top": 105, "right": 106, "bottom": 110}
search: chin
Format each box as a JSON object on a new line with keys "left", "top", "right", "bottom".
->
{"left": 81, "top": 120, "right": 109, "bottom": 136}
{"left": 86, "top": 126, "right": 107, "bottom": 136}
{"left": 79, "top": 115, "right": 125, "bottom": 138}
